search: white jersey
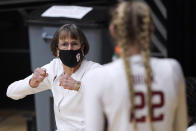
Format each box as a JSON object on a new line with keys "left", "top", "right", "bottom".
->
{"left": 83, "top": 55, "right": 187, "bottom": 131}
{"left": 7, "top": 58, "right": 101, "bottom": 131}
{"left": 187, "top": 124, "right": 196, "bottom": 131}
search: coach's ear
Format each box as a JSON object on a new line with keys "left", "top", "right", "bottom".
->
{"left": 56, "top": 49, "right": 59, "bottom": 57}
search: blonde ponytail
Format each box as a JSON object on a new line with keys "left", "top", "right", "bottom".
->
{"left": 111, "top": 1, "right": 154, "bottom": 131}
{"left": 119, "top": 39, "right": 137, "bottom": 131}
{"left": 140, "top": 10, "right": 154, "bottom": 131}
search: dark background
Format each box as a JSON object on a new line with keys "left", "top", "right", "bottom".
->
{"left": 167, "top": 0, "right": 196, "bottom": 77}
{"left": 0, "top": 0, "right": 195, "bottom": 110}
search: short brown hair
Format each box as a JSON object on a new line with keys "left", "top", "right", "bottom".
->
{"left": 50, "top": 24, "right": 89, "bottom": 56}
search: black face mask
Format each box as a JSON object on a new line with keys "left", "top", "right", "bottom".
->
{"left": 59, "top": 49, "right": 83, "bottom": 68}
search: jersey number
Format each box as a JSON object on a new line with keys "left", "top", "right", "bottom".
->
{"left": 130, "top": 91, "right": 164, "bottom": 122}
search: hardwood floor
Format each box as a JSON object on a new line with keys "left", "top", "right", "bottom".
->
{"left": 0, "top": 109, "right": 34, "bottom": 131}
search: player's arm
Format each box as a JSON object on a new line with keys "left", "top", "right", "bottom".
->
{"left": 83, "top": 70, "right": 105, "bottom": 131}
{"left": 172, "top": 60, "right": 188, "bottom": 131}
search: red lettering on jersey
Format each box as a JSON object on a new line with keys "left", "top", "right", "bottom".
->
{"left": 130, "top": 92, "right": 145, "bottom": 122}
{"left": 132, "top": 75, "right": 154, "bottom": 85}
{"left": 152, "top": 91, "right": 164, "bottom": 121}
{"left": 130, "top": 91, "right": 164, "bottom": 122}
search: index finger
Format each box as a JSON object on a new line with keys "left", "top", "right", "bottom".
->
{"left": 40, "top": 68, "right": 47, "bottom": 76}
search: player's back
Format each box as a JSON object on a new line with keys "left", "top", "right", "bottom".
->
{"left": 98, "top": 55, "right": 187, "bottom": 131}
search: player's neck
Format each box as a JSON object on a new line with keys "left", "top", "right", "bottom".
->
{"left": 126, "top": 43, "right": 141, "bottom": 56}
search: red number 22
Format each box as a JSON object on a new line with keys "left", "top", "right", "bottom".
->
{"left": 130, "top": 91, "right": 164, "bottom": 122}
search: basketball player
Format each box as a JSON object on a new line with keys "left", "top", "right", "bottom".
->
{"left": 83, "top": 1, "right": 187, "bottom": 131}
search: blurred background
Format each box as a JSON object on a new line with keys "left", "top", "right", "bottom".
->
{"left": 0, "top": 0, "right": 195, "bottom": 131}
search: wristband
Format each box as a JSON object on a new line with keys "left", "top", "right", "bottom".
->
{"left": 74, "top": 81, "right": 81, "bottom": 91}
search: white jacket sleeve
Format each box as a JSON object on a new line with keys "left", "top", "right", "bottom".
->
{"left": 83, "top": 69, "right": 105, "bottom": 131}
{"left": 7, "top": 63, "right": 52, "bottom": 100}
{"left": 172, "top": 60, "right": 188, "bottom": 131}
{"left": 7, "top": 75, "right": 51, "bottom": 100}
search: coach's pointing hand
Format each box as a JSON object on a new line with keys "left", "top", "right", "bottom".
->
{"left": 29, "top": 68, "right": 48, "bottom": 88}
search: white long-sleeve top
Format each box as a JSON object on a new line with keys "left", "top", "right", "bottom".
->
{"left": 7, "top": 58, "right": 101, "bottom": 131}
{"left": 187, "top": 124, "right": 196, "bottom": 131}
{"left": 84, "top": 55, "right": 187, "bottom": 131}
